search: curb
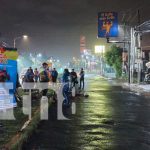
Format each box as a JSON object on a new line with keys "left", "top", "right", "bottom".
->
{"left": 3, "top": 101, "right": 52, "bottom": 150}
{"left": 122, "top": 83, "right": 150, "bottom": 97}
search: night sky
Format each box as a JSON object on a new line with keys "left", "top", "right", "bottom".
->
{"left": 0, "top": 0, "right": 150, "bottom": 63}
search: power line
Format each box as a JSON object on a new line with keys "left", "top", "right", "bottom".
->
{"left": 120, "top": 2, "right": 146, "bottom": 25}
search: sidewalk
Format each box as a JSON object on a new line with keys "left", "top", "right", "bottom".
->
{"left": 96, "top": 75, "right": 150, "bottom": 96}
{"left": 123, "top": 83, "right": 150, "bottom": 96}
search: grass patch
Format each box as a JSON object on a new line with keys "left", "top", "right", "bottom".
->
{"left": 0, "top": 88, "right": 54, "bottom": 149}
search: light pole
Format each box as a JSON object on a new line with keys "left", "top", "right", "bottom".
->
{"left": 95, "top": 45, "right": 105, "bottom": 75}
{"left": 13, "top": 35, "right": 28, "bottom": 48}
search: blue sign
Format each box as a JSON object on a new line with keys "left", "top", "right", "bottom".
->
{"left": 98, "top": 12, "right": 118, "bottom": 38}
{"left": 0, "top": 48, "right": 18, "bottom": 109}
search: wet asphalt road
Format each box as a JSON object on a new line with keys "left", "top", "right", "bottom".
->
{"left": 24, "top": 76, "right": 150, "bottom": 150}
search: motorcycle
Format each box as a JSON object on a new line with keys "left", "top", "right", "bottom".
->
{"left": 144, "top": 72, "right": 150, "bottom": 84}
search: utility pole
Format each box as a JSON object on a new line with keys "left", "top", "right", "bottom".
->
{"left": 128, "top": 41, "right": 131, "bottom": 84}
{"left": 137, "top": 9, "right": 142, "bottom": 84}
{"left": 130, "top": 28, "right": 133, "bottom": 84}
{"left": 130, "top": 27, "right": 136, "bottom": 84}
{"left": 122, "top": 22, "right": 126, "bottom": 74}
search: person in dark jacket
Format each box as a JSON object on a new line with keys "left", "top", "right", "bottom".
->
{"left": 70, "top": 69, "right": 78, "bottom": 87}
{"left": 51, "top": 68, "right": 58, "bottom": 83}
{"left": 62, "top": 68, "right": 71, "bottom": 106}
{"left": 24, "top": 69, "right": 34, "bottom": 82}
{"left": 62, "top": 68, "right": 70, "bottom": 83}
{"left": 79, "top": 68, "right": 85, "bottom": 90}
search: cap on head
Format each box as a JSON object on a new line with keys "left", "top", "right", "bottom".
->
{"left": 42, "top": 62, "right": 48, "bottom": 66}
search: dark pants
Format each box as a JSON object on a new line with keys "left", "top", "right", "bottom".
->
{"left": 42, "top": 89, "right": 48, "bottom": 96}
{"left": 52, "top": 77, "right": 57, "bottom": 83}
{"left": 41, "top": 82, "right": 48, "bottom": 96}
{"left": 71, "top": 78, "right": 77, "bottom": 87}
{"left": 80, "top": 78, "right": 84, "bottom": 89}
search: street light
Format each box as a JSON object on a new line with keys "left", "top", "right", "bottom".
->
{"left": 14, "top": 35, "right": 28, "bottom": 48}
{"left": 37, "top": 53, "right": 42, "bottom": 58}
{"left": 23, "top": 35, "right": 28, "bottom": 39}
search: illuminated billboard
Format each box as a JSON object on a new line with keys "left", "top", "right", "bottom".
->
{"left": 98, "top": 12, "right": 118, "bottom": 38}
{"left": 0, "top": 47, "right": 18, "bottom": 109}
{"left": 95, "top": 45, "right": 105, "bottom": 54}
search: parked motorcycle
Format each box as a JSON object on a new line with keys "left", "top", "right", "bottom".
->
{"left": 144, "top": 72, "right": 150, "bottom": 84}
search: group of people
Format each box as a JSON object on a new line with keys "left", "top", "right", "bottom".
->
{"left": 22, "top": 62, "right": 85, "bottom": 106}
{"left": 62, "top": 68, "right": 85, "bottom": 89}
{"left": 23, "top": 62, "right": 85, "bottom": 90}
{"left": 23, "top": 65, "right": 58, "bottom": 83}
{"left": 62, "top": 67, "right": 85, "bottom": 106}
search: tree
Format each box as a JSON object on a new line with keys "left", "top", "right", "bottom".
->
{"left": 105, "top": 45, "right": 122, "bottom": 77}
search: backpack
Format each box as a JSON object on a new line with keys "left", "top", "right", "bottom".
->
{"left": 40, "top": 70, "right": 49, "bottom": 82}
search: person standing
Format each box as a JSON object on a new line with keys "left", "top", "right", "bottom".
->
{"left": 70, "top": 69, "right": 77, "bottom": 87}
{"left": 25, "top": 69, "right": 34, "bottom": 82}
{"left": 79, "top": 68, "right": 85, "bottom": 90}
{"left": 34, "top": 68, "right": 39, "bottom": 82}
{"left": 62, "top": 68, "right": 70, "bottom": 83}
{"left": 62, "top": 68, "right": 71, "bottom": 106}
{"left": 29, "top": 67, "right": 33, "bottom": 73}
{"left": 39, "top": 62, "right": 49, "bottom": 96}
{"left": 29, "top": 69, "right": 34, "bottom": 82}
{"left": 51, "top": 68, "right": 58, "bottom": 83}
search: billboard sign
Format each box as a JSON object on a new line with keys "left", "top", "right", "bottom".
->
{"left": 98, "top": 12, "right": 118, "bottom": 38}
{"left": 0, "top": 47, "right": 18, "bottom": 109}
{"left": 95, "top": 45, "right": 105, "bottom": 54}
{"left": 80, "top": 36, "right": 86, "bottom": 53}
